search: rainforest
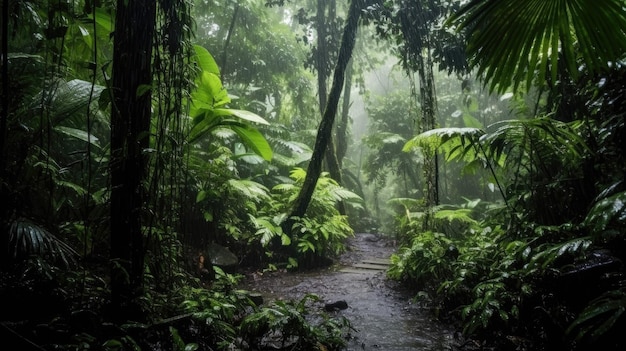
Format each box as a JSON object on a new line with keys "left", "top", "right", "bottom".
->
{"left": 1, "top": 0, "right": 626, "bottom": 350}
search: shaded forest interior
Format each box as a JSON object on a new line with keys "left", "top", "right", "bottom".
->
{"left": 1, "top": 0, "right": 626, "bottom": 350}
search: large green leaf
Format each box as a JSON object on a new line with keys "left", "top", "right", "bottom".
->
{"left": 188, "top": 112, "right": 223, "bottom": 143}
{"left": 190, "top": 71, "right": 230, "bottom": 115}
{"left": 229, "top": 124, "right": 273, "bottom": 161}
{"left": 214, "top": 108, "right": 269, "bottom": 125}
{"left": 54, "top": 126, "right": 101, "bottom": 148}
{"left": 449, "top": 0, "right": 626, "bottom": 93}
{"left": 193, "top": 45, "right": 221, "bottom": 76}
{"left": 188, "top": 113, "right": 272, "bottom": 161}
{"left": 584, "top": 190, "right": 626, "bottom": 235}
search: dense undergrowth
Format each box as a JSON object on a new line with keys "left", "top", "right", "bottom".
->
{"left": 387, "top": 67, "right": 626, "bottom": 351}
{"left": 3, "top": 1, "right": 626, "bottom": 350}
{"left": 0, "top": 258, "right": 354, "bottom": 351}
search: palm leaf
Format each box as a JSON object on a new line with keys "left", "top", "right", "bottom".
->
{"left": 449, "top": 0, "right": 626, "bottom": 93}
{"left": 54, "top": 126, "right": 101, "bottom": 148}
{"left": 6, "top": 218, "right": 78, "bottom": 268}
{"left": 481, "top": 118, "right": 589, "bottom": 166}
{"left": 403, "top": 127, "right": 484, "bottom": 162}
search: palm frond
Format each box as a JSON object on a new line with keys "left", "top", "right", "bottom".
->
{"left": 482, "top": 117, "right": 590, "bottom": 167}
{"left": 6, "top": 218, "right": 79, "bottom": 268}
{"left": 449, "top": 0, "right": 626, "bottom": 93}
{"left": 403, "top": 127, "right": 484, "bottom": 161}
{"left": 265, "top": 138, "right": 312, "bottom": 167}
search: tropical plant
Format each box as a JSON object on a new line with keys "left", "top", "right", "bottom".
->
{"left": 388, "top": 230, "right": 454, "bottom": 291}
{"left": 447, "top": 0, "right": 626, "bottom": 93}
{"left": 362, "top": 91, "right": 421, "bottom": 197}
{"left": 240, "top": 293, "right": 354, "bottom": 351}
{"left": 257, "top": 167, "right": 362, "bottom": 269}
{"left": 187, "top": 45, "right": 273, "bottom": 161}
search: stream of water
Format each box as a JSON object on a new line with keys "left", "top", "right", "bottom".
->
{"left": 239, "top": 233, "right": 457, "bottom": 350}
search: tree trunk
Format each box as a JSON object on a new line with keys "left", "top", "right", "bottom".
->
{"left": 0, "top": 0, "right": 8, "bottom": 222}
{"left": 316, "top": 0, "right": 345, "bottom": 215}
{"left": 220, "top": 3, "right": 240, "bottom": 82}
{"left": 418, "top": 48, "right": 439, "bottom": 208}
{"left": 336, "top": 57, "right": 353, "bottom": 168}
{"left": 316, "top": 0, "right": 328, "bottom": 111}
{"left": 109, "top": 0, "right": 156, "bottom": 322}
{"left": 287, "top": 0, "right": 363, "bottom": 227}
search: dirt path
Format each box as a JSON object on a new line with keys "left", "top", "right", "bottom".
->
{"left": 240, "top": 233, "right": 456, "bottom": 350}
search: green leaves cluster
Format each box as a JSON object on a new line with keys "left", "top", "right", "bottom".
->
{"left": 188, "top": 45, "right": 273, "bottom": 161}
{"left": 252, "top": 168, "right": 362, "bottom": 269}
{"left": 240, "top": 294, "right": 353, "bottom": 351}
{"left": 390, "top": 69, "right": 626, "bottom": 348}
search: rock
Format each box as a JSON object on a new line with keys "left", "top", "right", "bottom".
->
{"left": 362, "top": 233, "right": 381, "bottom": 242}
{"left": 207, "top": 243, "right": 239, "bottom": 268}
{"left": 260, "top": 330, "right": 298, "bottom": 349}
{"left": 324, "top": 300, "right": 348, "bottom": 312}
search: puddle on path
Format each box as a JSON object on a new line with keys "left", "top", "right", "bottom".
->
{"left": 239, "top": 233, "right": 457, "bottom": 350}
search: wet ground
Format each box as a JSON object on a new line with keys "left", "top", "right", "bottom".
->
{"left": 239, "top": 233, "right": 457, "bottom": 350}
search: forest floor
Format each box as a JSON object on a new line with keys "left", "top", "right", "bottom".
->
{"left": 239, "top": 233, "right": 459, "bottom": 351}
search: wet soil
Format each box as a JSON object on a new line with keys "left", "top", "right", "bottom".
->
{"left": 239, "top": 233, "right": 457, "bottom": 350}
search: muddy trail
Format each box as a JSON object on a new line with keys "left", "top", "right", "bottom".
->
{"left": 239, "top": 233, "right": 457, "bottom": 350}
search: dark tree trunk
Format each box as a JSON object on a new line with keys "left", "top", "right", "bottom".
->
{"left": 109, "top": 0, "right": 156, "bottom": 322}
{"left": 316, "top": 0, "right": 345, "bottom": 215}
{"left": 316, "top": 0, "right": 328, "bottom": 111}
{"left": 418, "top": 49, "right": 439, "bottom": 208}
{"left": 220, "top": 3, "right": 240, "bottom": 82}
{"left": 336, "top": 57, "right": 353, "bottom": 168}
{"left": 287, "top": 0, "right": 363, "bottom": 226}
{"left": 0, "top": 0, "right": 8, "bottom": 223}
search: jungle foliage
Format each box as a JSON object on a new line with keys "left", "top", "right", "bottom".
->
{"left": 1, "top": 0, "right": 626, "bottom": 350}
{"left": 381, "top": 1, "right": 626, "bottom": 350}
{"left": 1, "top": 0, "right": 361, "bottom": 349}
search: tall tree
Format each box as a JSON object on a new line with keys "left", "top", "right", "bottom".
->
{"left": 336, "top": 57, "right": 353, "bottom": 168}
{"left": 0, "top": 0, "right": 8, "bottom": 222}
{"left": 287, "top": 0, "right": 364, "bottom": 227}
{"left": 365, "top": 0, "right": 468, "bottom": 225}
{"left": 315, "top": 0, "right": 346, "bottom": 214}
{"left": 109, "top": 0, "right": 156, "bottom": 321}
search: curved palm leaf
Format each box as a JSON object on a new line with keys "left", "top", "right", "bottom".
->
{"left": 449, "top": 0, "right": 626, "bottom": 93}
{"left": 6, "top": 218, "right": 78, "bottom": 268}
{"left": 481, "top": 118, "right": 590, "bottom": 167}
{"left": 403, "top": 127, "right": 485, "bottom": 162}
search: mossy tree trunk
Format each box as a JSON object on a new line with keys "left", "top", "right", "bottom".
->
{"left": 287, "top": 0, "right": 363, "bottom": 228}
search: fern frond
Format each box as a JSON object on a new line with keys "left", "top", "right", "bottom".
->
{"left": 289, "top": 167, "right": 307, "bottom": 183}
{"left": 434, "top": 208, "right": 478, "bottom": 226}
{"left": 387, "top": 197, "right": 424, "bottom": 209}
{"left": 272, "top": 183, "right": 297, "bottom": 193}
{"left": 227, "top": 179, "right": 270, "bottom": 202}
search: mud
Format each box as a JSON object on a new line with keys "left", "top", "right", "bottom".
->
{"left": 239, "top": 233, "right": 457, "bottom": 350}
